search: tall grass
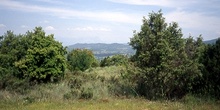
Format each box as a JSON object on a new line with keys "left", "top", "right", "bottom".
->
{"left": 0, "top": 66, "right": 220, "bottom": 110}
{"left": 1, "top": 98, "right": 220, "bottom": 110}
{"left": 0, "top": 66, "right": 132, "bottom": 103}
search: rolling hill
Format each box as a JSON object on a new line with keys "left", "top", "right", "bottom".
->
{"left": 67, "top": 43, "right": 135, "bottom": 59}
{"left": 203, "top": 38, "right": 218, "bottom": 44}
{"left": 67, "top": 38, "right": 219, "bottom": 59}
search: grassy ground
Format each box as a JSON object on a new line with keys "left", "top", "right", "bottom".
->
{"left": 1, "top": 98, "right": 220, "bottom": 110}
{"left": 0, "top": 66, "right": 220, "bottom": 110}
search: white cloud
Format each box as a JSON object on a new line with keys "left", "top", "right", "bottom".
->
{"left": 165, "top": 10, "right": 220, "bottom": 32}
{"left": 45, "top": 26, "right": 55, "bottom": 30}
{"left": 164, "top": 9, "right": 220, "bottom": 40}
{"left": 107, "top": 0, "right": 196, "bottom": 7}
{"left": 0, "top": 24, "right": 6, "bottom": 28}
{"left": 35, "top": 0, "right": 69, "bottom": 6}
{"left": 67, "top": 27, "right": 111, "bottom": 32}
{"left": 0, "top": 0, "right": 141, "bottom": 24}
{"left": 35, "top": 0, "right": 64, "bottom": 4}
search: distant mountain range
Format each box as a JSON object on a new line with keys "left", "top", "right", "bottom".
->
{"left": 67, "top": 38, "right": 219, "bottom": 59}
{"left": 204, "top": 38, "right": 218, "bottom": 44}
{"left": 67, "top": 43, "right": 135, "bottom": 60}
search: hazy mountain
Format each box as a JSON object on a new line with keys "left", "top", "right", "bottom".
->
{"left": 204, "top": 38, "right": 218, "bottom": 44}
{"left": 67, "top": 38, "right": 219, "bottom": 59}
{"left": 67, "top": 43, "right": 135, "bottom": 59}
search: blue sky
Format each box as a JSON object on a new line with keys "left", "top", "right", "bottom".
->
{"left": 0, "top": 0, "right": 220, "bottom": 46}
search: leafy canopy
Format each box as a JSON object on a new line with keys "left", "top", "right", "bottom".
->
{"left": 0, "top": 31, "right": 29, "bottom": 80}
{"left": 15, "top": 27, "right": 67, "bottom": 82}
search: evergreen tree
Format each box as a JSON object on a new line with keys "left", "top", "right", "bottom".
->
{"left": 129, "top": 10, "right": 203, "bottom": 99}
{"left": 200, "top": 38, "right": 220, "bottom": 98}
{"left": 0, "top": 31, "right": 26, "bottom": 78}
{"left": 0, "top": 31, "right": 33, "bottom": 89}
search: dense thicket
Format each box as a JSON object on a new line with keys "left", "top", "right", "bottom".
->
{"left": 129, "top": 10, "right": 204, "bottom": 99}
{"left": 0, "top": 31, "right": 24, "bottom": 78}
{"left": 67, "top": 49, "right": 98, "bottom": 72}
{"left": 0, "top": 27, "right": 66, "bottom": 84}
{"left": 15, "top": 27, "right": 67, "bottom": 82}
{"left": 0, "top": 31, "right": 27, "bottom": 89}
{"left": 197, "top": 38, "right": 220, "bottom": 98}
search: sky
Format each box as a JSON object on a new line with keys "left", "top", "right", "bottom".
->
{"left": 0, "top": 0, "right": 220, "bottom": 46}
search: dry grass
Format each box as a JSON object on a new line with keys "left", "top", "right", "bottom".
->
{"left": 1, "top": 98, "right": 220, "bottom": 110}
{"left": 85, "top": 66, "right": 124, "bottom": 79}
{"left": 1, "top": 66, "right": 219, "bottom": 110}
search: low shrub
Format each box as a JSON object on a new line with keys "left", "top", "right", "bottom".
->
{"left": 80, "top": 87, "right": 93, "bottom": 99}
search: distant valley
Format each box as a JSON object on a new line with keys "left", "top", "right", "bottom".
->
{"left": 67, "top": 43, "right": 135, "bottom": 60}
{"left": 67, "top": 38, "right": 219, "bottom": 59}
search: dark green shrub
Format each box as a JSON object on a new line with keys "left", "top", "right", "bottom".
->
{"left": 12, "top": 27, "right": 67, "bottom": 83}
{"left": 0, "top": 31, "right": 27, "bottom": 83}
{"left": 67, "top": 49, "right": 98, "bottom": 72}
{"left": 0, "top": 27, "right": 67, "bottom": 99}
{"left": 197, "top": 38, "right": 220, "bottom": 99}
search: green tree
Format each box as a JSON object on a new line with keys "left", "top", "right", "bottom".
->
{"left": 0, "top": 31, "right": 18, "bottom": 76}
{"left": 67, "top": 49, "right": 98, "bottom": 72}
{"left": 15, "top": 27, "right": 67, "bottom": 82}
{"left": 0, "top": 31, "right": 28, "bottom": 78}
{"left": 0, "top": 31, "right": 32, "bottom": 89}
{"left": 0, "top": 32, "right": 17, "bottom": 87}
{"left": 129, "top": 10, "right": 203, "bottom": 99}
{"left": 200, "top": 38, "right": 220, "bottom": 98}
{"left": 100, "top": 54, "right": 129, "bottom": 67}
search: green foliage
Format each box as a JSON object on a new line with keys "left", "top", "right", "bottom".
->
{"left": 100, "top": 55, "right": 129, "bottom": 67}
{"left": 0, "top": 31, "right": 25, "bottom": 79}
{"left": 15, "top": 27, "right": 67, "bottom": 82}
{"left": 129, "top": 10, "right": 203, "bottom": 99}
{"left": 199, "top": 38, "right": 220, "bottom": 99}
{"left": 67, "top": 49, "right": 98, "bottom": 72}
{"left": 0, "top": 31, "right": 31, "bottom": 90}
{"left": 0, "top": 27, "right": 66, "bottom": 83}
